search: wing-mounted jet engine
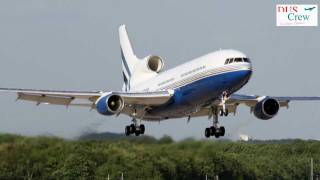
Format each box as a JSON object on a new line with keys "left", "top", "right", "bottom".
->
{"left": 254, "top": 97, "right": 280, "bottom": 120}
{"left": 96, "top": 94, "right": 124, "bottom": 116}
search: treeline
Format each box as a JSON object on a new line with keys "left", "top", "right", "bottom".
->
{"left": 0, "top": 133, "right": 319, "bottom": 180}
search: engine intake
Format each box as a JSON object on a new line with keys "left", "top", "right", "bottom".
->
{"left": 254, "top": 98, "right": 280, "bottom": 120}
{"left": 147, "top": 55, "right": 164, "bottom": 73}
{"left": 96, "top": 94, "right": 124, "bottom": 115}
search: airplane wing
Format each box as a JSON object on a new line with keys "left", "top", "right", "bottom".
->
{"left": 229, "top": 94, "right": 320, "bottom": 108}
{"left": 192, "top": 94, "right": 320, "bottom": 118}
{"left": 0, "top": 88, "right": 174, "bottom": 108}
{"left": 0, "top": 88, "right": 103, "bottom": 107}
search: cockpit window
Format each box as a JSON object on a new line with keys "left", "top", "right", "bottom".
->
{"left": 234, "top": 58, "right": 242, "bottom": 62}
{"left": 243, "top": 58, "right": 250, "bottom": 63}
{"left": 225, "top": 57, "right": 250, "bottom": 64}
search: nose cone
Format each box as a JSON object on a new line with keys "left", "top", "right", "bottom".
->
{"left": 241, "top": 68, "right": 252, "bottom": 85}
{"left": 245, "top": 69, "right": 252, "bottom": 80}
{"left": 223, "top": 67, "right": 252, "bottom": 90}
{"left": 231, "top": 64, "right": 252, "bottom": 86}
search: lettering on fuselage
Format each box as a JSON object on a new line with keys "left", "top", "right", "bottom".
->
{"left": 181, "top": 65, "right": 206, "bottom": 78}
{"left": 156, "top": 65, "right": 207, "bottom": 89}
{"left": 158, "top": 78, "right": 175, "bottom": 87}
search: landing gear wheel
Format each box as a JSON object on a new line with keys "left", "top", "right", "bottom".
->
{"left": 210, "top": 126, "right": 216, "bottom": 136}
{"left": 125, "top": 126, "right": 130, "bottom": 136}
{"left": 129, "top": 124, "right": 135, "bottom": 134}
{"left": 135, "top": 130, "right": 141, "bottom": 136}
{"left": 140, "top": 124, "right": 145, "bottom": 134}
{"left": 205, "top": 128, "right": 211, "bottom": 138}
{"left": 214, "top": 133, "right": 220, "bottom": 138}
{"left": 220, "top": 126, "right": 225, "bottom": 136}
{"left": 205, "top": 126, "right": 225, "bottom": 138}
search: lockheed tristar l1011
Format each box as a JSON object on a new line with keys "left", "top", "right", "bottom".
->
{"left": 1, "top": 25, "right": 320, "bottom": 138}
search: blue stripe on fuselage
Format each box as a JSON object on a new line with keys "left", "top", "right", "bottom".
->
{"left": 147, "top": 69, "right": 252, "bottom": 118}
{"left": 121, "top": 48, "right": 132, "bottom": 77}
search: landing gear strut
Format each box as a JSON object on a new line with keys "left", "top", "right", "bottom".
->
{"left": 220, "top": 91, "right": 229, "bottom": 117}
{"left": 219, "top": 109, "right": 229, "bottom": 117}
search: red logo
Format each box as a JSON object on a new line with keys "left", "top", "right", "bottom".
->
{"left": 277, "top": 5, "right": 298, "bottom": 13}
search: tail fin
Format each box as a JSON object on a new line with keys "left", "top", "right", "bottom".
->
{"left": 119, "top": 25, "right": 139, "bottom": 92}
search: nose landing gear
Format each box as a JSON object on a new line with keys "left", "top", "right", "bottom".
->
{"left": 219, "top": 109, "right": 229, "bottom": 117}
{"left": 220, "top": 91, "right": 229, "bottom": 117}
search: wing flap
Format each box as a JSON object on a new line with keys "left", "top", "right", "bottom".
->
{"left": 191, "top": 104, "right": 237, "bottom": 118}
{"left": 17, "top": 92, "right": 74, "bottom": 105}
{"left": 117, "top": 90, "right": 174, "bottom": 106}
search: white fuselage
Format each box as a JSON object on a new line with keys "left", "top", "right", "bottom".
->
{"left": 127, "top": 49, "right": 252, "bottom": 120}
{"left": 131, "top": 49, "right": 252, "bottom": 92}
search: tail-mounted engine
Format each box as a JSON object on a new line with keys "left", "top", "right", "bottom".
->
{"left": 128, "top": 55, "right": 165, "bottom": 86}
{"left": 254, "top": 97, "right": 280, "bottom": 120}
{"left": 145, "top": 55, "right": 164, "bottom": 73}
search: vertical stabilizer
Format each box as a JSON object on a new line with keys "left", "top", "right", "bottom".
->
{"left": 119, "top": 25, "right": 139, "bottom": 91}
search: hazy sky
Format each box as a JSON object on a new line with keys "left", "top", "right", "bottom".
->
{"left": 0, "top": 0, "right": 319, "bottom": 140}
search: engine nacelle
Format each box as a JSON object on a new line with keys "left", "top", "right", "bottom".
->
{"left": 254, "top": 98, "right": 280, "bottom": 120}
{"left": 96, "top": 94, "right": 124, "bottom": 116}
{"left": 145, "top": 55, "right": 164, "bottom": 73}
{"left": 128, "top": 55, "right": 165, "bottom": 88}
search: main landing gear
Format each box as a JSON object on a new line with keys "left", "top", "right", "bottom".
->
{"left": 125, "top": 122, "right": 145, "bottom": 136}
{"left": 125, "top": 108, "right": 146, "bottom": 136}
{"left": 205, "top": 126, "right": 225, "bottom": 138}
{"left": 205, "top": 111, "right": 226, "bottom": 138}
{"left": 205, "top": 92, "right": 228, "bottom": 139}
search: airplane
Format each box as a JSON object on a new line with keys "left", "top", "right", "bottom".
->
{"left": 1, "top": 25, "right": 320, "bottom": 138}
{"left": 305, "top": 7, "right": 316, "bottom": 11}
